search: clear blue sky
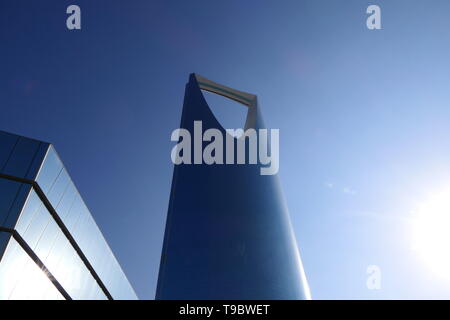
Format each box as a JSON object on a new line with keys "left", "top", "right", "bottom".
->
{"left": 2, "top": 0, "right": 450, "bottom": 299}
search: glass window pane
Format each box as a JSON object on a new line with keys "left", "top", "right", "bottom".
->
{"left": 0, "top": 237, "right": 64, "bottom": 300}
{"left": 36, "top": 146, "right": 63, "bottom": 195}
{"left": 2, "top": 137, "right": 40, "bottom": 178}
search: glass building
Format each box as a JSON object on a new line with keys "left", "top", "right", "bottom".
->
{"left": 156, "top": 74, "right": 311, "bottom": 299}
{"left": 0, "top": 131, "right": 137, "bottom": 300}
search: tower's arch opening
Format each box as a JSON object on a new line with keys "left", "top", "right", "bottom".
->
{"left": 201, "top": 90, "right": 248, "bottom": 138}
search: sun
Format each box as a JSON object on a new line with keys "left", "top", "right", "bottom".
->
{"left": 412, "top": 187, "right": 450, "bottom": 281}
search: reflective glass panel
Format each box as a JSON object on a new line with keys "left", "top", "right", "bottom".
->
{"left": 0, "top": 236, "right": 64, "bottom": 300}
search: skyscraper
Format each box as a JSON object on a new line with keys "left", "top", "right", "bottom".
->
{"left": 156, "top": 74, "right": 310, "bottom": 299}
{"left": 0, "top": 131, "right": 137, "bottom": 300}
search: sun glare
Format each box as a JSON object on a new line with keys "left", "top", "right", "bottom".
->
{"left": 412, "top": 187, "right": 450, "bottom": 281}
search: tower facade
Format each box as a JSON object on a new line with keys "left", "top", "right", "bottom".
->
{"left": 156, "top": 74, "right": 310, "bottom": 299}
{"left": 0, "top": 131, "right": 137, "bottom": 300}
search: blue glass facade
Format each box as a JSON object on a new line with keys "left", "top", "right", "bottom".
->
{"left": 156, "top": 74, "right": 310, "bottom": 299}
{"left": 0, "top": 131, "right": 137, "bottom": 300}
